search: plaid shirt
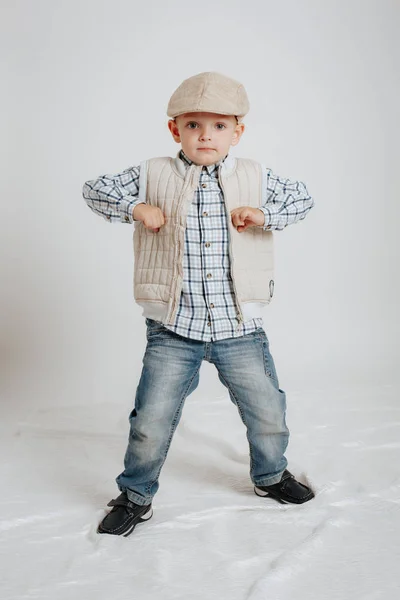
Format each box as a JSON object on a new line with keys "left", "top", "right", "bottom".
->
{"left": 82, "top": 150, "right": 314, "bottom": 341}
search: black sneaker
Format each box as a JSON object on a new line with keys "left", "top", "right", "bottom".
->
{"left": 97, "top": 491, "right": 153, "bottom": 536}
{"left": 254, "top": 470, "right": 315, "bottom": 504}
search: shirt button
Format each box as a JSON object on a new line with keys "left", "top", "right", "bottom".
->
{"left": 202, "top": 211, "right": 208, "bottom": 217}
{"left": 106, "top": 215, "right": 111, "bottom": 220}
{"left": 206, "top": 273, "right": 212, "bottom": 279}
{"left": 202, "top": 183, "right": 207, "bottom": 188}
{"left": 205, "top": 242, "right": 211, "bottom": 247}
{"left": 210, "top": 303, "right": 214, "bottom": 308}
{"left": 124, "top": 216, "right": 130, "bottom": 222}
{"left": 207, "top": 322, "right": 211, "bottom": 327}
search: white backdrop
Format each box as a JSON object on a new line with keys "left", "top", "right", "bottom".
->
{"left": 1, "top": 1, "right": 399, "bottom": 599}
{"left": 2, "top": 0, "right": 399, "bottom": 409}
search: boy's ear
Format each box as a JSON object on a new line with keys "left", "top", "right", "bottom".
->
{"left": 231, "top": 123, "right": 245, "bottom": 146}
{"left": 168, "top": 118, "right": 181, "bottom": 142}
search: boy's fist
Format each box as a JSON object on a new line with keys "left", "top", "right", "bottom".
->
{"left": 230, "top": 207, "right": 265, "bottom": 232}
{"left": 133, "top": 204, "right": 165, "bottom": 232}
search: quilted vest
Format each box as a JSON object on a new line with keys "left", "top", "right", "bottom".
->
{"left": 132, "top": 151, "right": 274, "bottom": 326}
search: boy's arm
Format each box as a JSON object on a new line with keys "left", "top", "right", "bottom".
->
{"left": 259, "top": 168, "right": 315, "bottom": 231}
{"left": 82, "top": 165, "right": 146, "bottom": 224}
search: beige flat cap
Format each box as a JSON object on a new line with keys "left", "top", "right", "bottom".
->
{"left": 167, "top": 71, "right": 250, "bottom": 121}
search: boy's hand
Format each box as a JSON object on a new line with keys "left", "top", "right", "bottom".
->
{"left": 230, "top": 207, "right": 265, "bottom": 232}
{"left": 133, "top": 204, "right": 165, "bottom": 232}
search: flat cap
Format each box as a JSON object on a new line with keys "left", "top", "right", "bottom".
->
{"left": 167, "top": 71, "right": 250, "bottom": 121}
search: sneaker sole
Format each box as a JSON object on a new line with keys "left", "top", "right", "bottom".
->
{"left": 122, "top": 506, "right": 153, "bottom": 537}
{"left": 254, "top": 486, "right": 314, "bottom": 504}
{"left": 254, "top": 486, "right": 288, "bottom": 504}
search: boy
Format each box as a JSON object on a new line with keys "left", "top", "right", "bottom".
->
{"left": 82, "top": 71, "right": 315, "bottom": 537}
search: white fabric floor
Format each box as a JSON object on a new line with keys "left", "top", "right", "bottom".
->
{"left": 1, "top": 383, "right": 399, "bottom": 599}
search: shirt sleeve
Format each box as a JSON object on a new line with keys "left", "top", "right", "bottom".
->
{"left": 82, "top": 164, "right": 146, "bottom": 224}
{"left": 259, "top": 168, "right": 315, "bottom": 231}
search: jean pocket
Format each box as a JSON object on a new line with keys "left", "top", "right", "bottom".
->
{"left": 255, "top": 327, "right": 269, "bottom": 343}
{"left": 145, "top": 318, "right": 167, "bottom": 338}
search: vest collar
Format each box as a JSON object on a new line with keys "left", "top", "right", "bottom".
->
{"left": 172, "top": 150, "right": 236, "bottom": 178}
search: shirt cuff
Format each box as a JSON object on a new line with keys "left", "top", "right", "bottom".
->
{"left": 258, "top": 206, "right": 272, "bottom": 230}
{"left": 119, "top": 198, "right": 146, "bottom": 223}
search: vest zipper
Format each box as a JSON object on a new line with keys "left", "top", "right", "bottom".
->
{"left": 218, "top": 167, "right": 244, "bottom": 333}
{"left": 169, "top": 165, "right": 202, "bottom": 323}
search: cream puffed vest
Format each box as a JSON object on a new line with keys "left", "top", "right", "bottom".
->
{"left": 133, "top": 151, "right": 275, "bottom": 326}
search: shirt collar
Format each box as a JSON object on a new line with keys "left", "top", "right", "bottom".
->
{"left": 179, "top": 149, "right": 228, "bottom": 176}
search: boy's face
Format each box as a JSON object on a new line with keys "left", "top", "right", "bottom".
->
{"left": 168, "top": 112, "right": 245, "bottom": 166}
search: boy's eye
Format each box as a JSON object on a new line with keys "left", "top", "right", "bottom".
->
{"left": 186, "top": 122, "right": 227, "bottom": 130}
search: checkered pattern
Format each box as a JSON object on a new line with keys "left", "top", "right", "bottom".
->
{"left": 82, "top": 150, "right": 314, "bottom": 341}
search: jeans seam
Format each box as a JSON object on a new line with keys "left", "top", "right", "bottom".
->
{"left": 144, "top": 364, "right": 201, "bottom": 496}
{"left": 259, "top": 334, "right": 271, "bottom": 378}
{"left": 217, "top": 371, "right": 255, "bottom": 477}
{"left": 256, "top": 333, "right": 279, "bottom": 387}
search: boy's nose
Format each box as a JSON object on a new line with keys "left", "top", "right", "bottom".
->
{"left": 199, "top": 129, "right": 212, "bottom": 141}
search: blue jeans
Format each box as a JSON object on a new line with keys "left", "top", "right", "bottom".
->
{"left": 116, "top": 319, "right": 289, "bottom": 505}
